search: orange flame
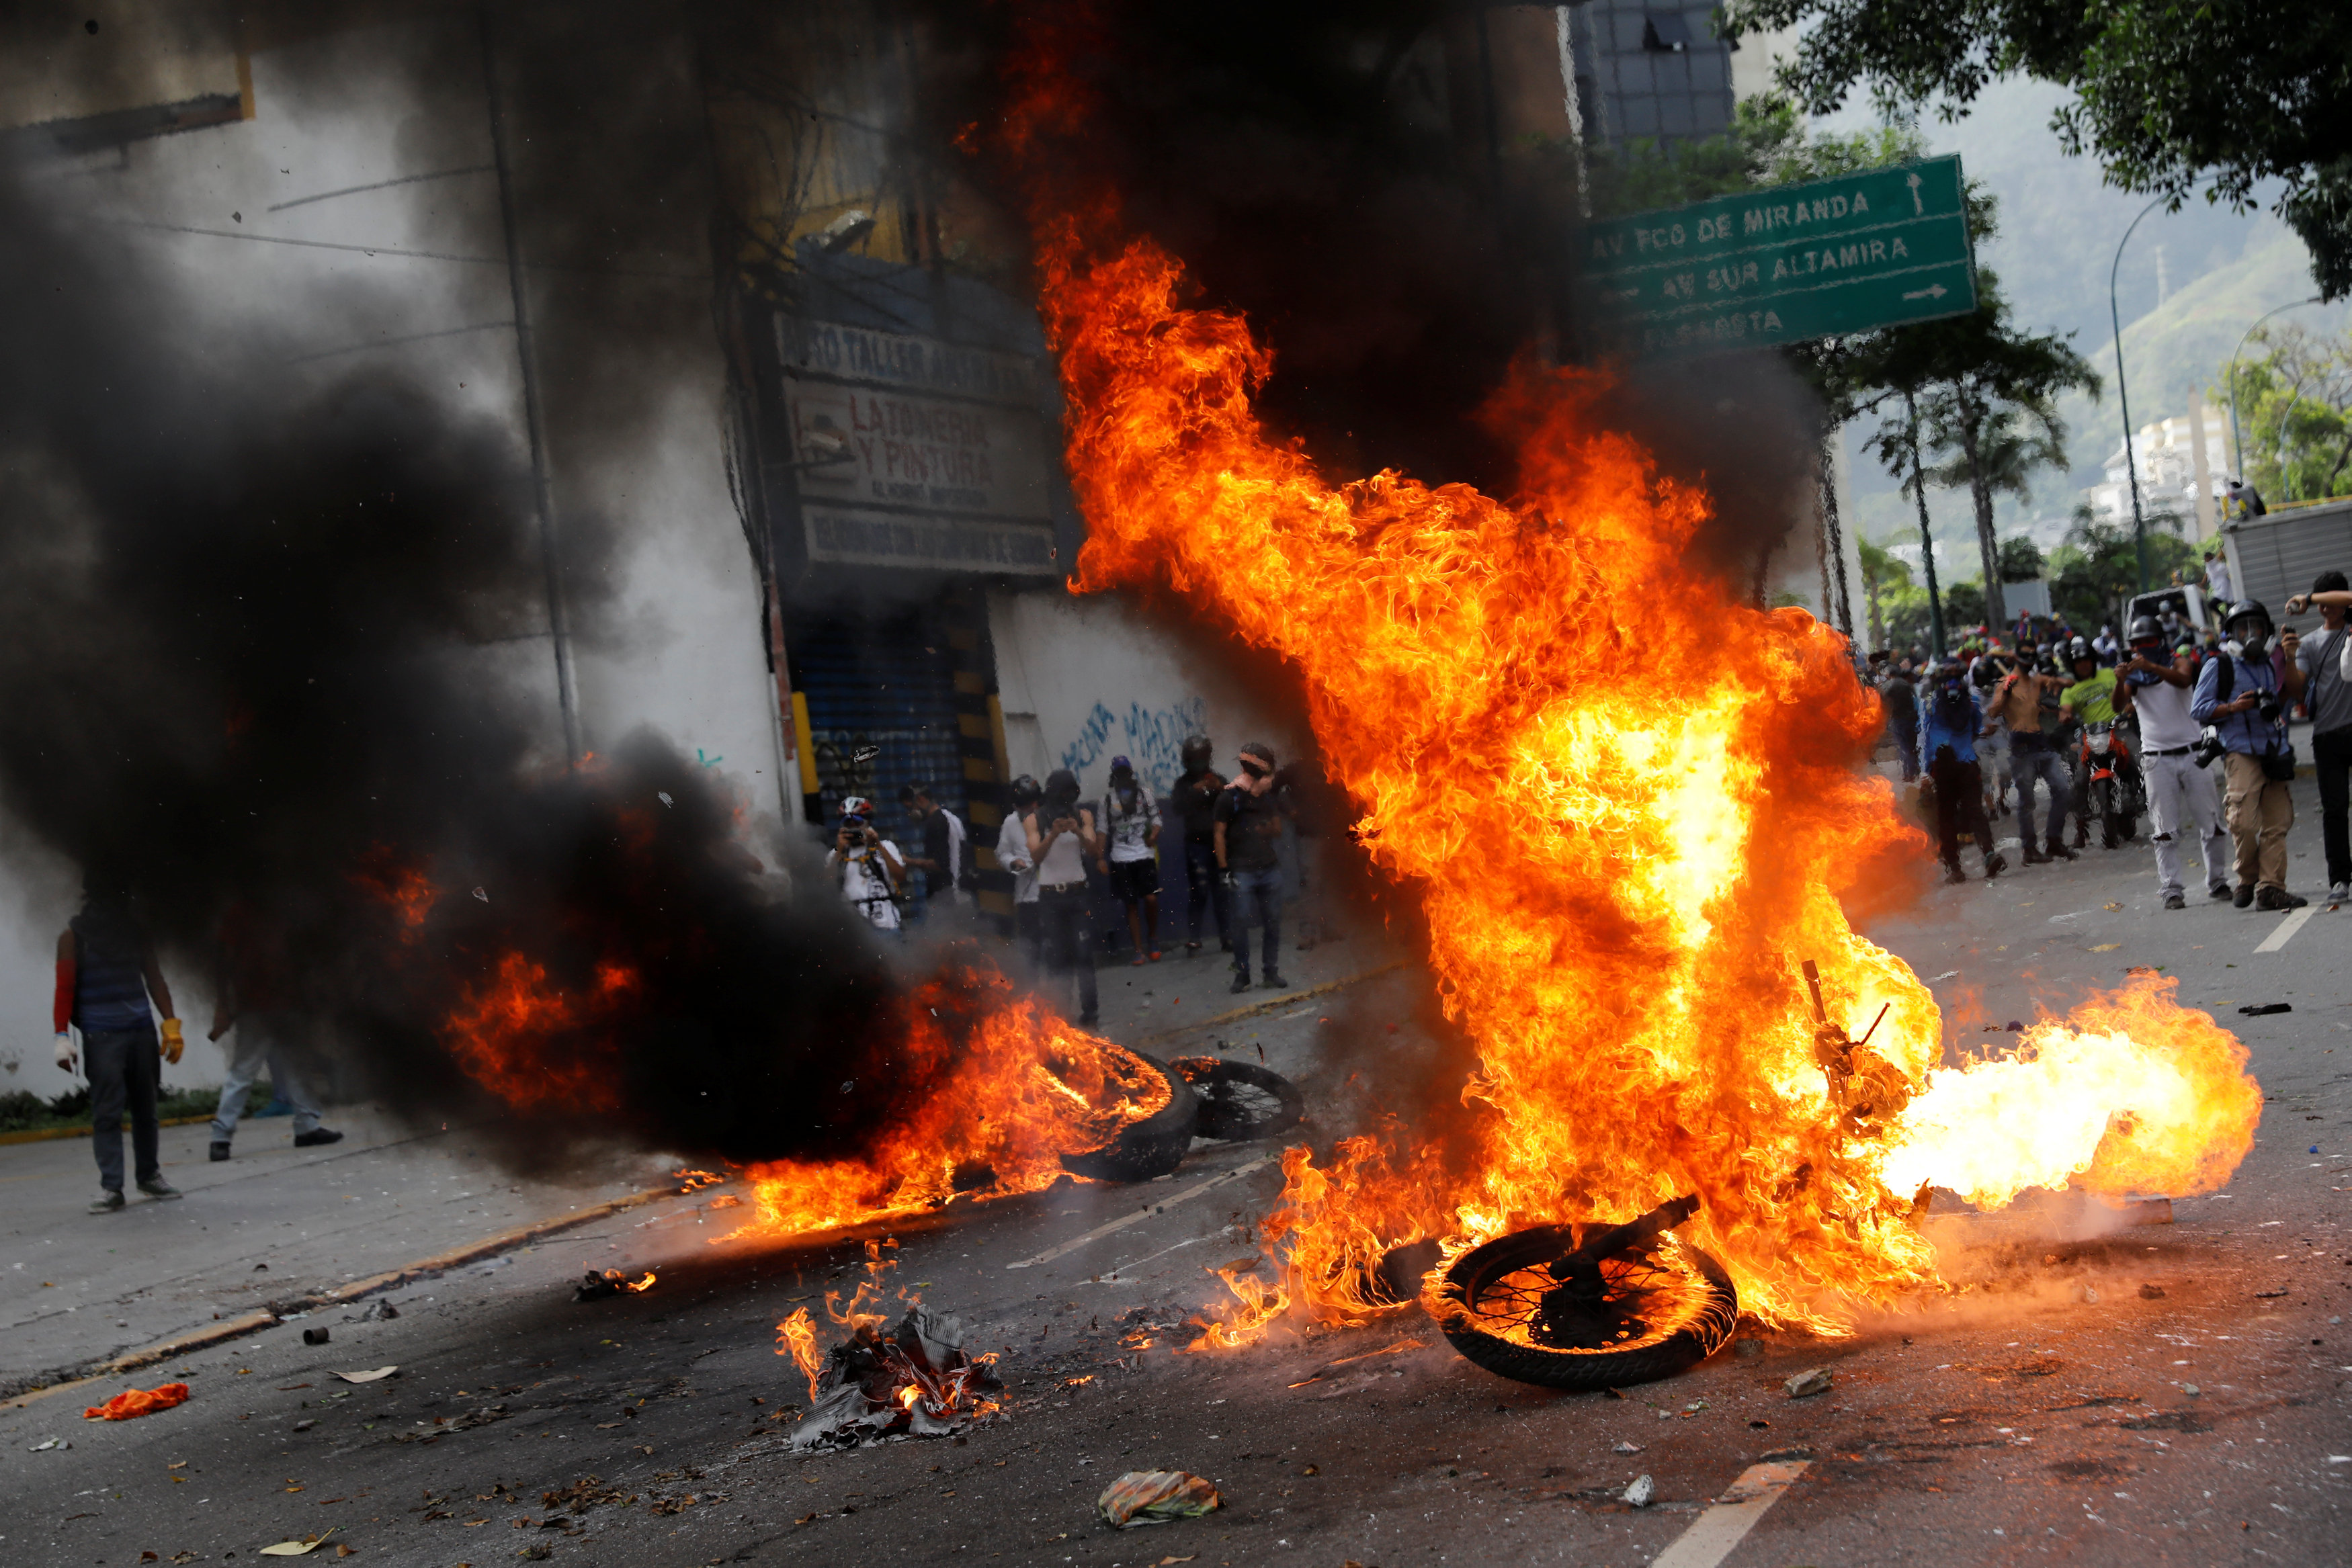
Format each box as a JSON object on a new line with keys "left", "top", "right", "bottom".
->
{"left": 778, "top": 1306, "right": 823, "bottom": 1401}
{"left": 1026, "top": 218, "right": 2261, "bottom": 1338}
{"left": 437, "top": 951, "right": 636, "bottom": 1112}
{"left": 738, "top": 974, "right": 1172, "bottom": 1237}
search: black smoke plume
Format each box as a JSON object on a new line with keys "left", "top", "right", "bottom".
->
{"left": 0, "top": 139, "right": 959, "bottom": 1174}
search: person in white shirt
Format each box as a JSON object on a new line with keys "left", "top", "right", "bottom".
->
{"left": 825, "top": 803, "right": 906, "bottom": 932}
{"left": 1026, "top": 769, "right": 1101, "bottom": 1026}
{"left": 995, "top": 775, "right": 1044, "bottom": 971}
{"left": 1096, "top": 754, "right": 1163, "bottom": 963}
{"left": 2119, "top": 617, "right": 2228, "bottom": 908}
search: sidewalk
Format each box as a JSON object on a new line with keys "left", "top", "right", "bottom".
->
{"left": 0, "top": 1107, "right": 676, "bottom": 1395}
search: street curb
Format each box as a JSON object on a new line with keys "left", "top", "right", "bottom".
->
{"left": 1131, "top": 960, "right": 1407, "bottom": 1047}
{"left": 0, "top": 1115, "right": 213, "bottom": 1148}
{"left": 1, "top": 1180, "right": 687, "bottom": 1411}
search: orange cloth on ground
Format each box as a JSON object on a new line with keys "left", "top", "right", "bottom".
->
{"left": 83, "top": 1382, "right": 190, "bottom": 1420}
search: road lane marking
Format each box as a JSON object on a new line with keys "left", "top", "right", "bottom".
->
{"left": 2255, "top": 906, "right": 2318, "bottom": 953}
{"left": 1005, "top": 1157, "right": 1275, "bottom": 1270}
{"left": 1649, "top": 1458, "right": 1811, "bottom": 1568}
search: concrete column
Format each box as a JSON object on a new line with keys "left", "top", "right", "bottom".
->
{"left": 2189, "top": 387, "right": 2216, "bottom": 539}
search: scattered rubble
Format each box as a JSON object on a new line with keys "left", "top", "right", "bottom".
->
{"left": 790, "top": 1305, "right": 1002, "bottom": 1451}
{"left": 575, "top": 1268, "right": 657, "bottom": 1301}
{"left": 1622, "top": 1474, "right": 1655, "bottom": 1507}
{"left": 83, "top": 1382, "right": 190, "bottom": 1421}
{"left": 1097, "top": 1469, "right": 1222, "bottom": 1527}
{"left": 1783, "top": 1368, "right": 1833, "bottom": 1399}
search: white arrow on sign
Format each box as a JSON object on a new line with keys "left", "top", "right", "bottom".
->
{"left": 1906, "top": 171, "right": 1923, "bottom": 214}
{"left": 1902, "top": 284, "right": 1948, "bottom": 301}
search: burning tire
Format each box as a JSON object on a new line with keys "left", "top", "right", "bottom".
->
{"left": 1431, "top": 1198, "right": 1736, "bottom": 1391}
{"left": 1058, "top": 1051, "right": 1198, "bottom": 1183}
{"left": 1171, "top": 1057, "right": 1305, "bottom": 1141}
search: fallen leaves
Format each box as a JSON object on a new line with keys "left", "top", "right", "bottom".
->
{"left": 257, "top": 1528, "right": 337, "bottom": 1557}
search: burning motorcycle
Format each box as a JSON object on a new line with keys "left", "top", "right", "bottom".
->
{"left": 2080, "top": 718, "right": 2146, "bottom": 848}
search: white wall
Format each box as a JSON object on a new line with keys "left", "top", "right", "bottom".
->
{"left": 986, "top": 588, "right": 1306, "bottom": 803}
{"left": 0, "top": 14, "right": 784, "bottom": 1097}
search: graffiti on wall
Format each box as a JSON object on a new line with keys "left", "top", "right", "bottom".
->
{"left": 1057, "top": 697, "right": 1208, "bottom": 796}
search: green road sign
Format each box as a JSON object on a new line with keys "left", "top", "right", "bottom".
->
{"left": 1579, "top": 155, "right": 1977, "bottom": 358}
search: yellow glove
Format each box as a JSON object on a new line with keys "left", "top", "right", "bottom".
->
{"left": 159, "top": 1017, "right": 185, "bottom": 1065}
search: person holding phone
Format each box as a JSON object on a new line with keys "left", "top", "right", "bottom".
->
{"left": 1026, "top": 769, "right": 1101, "bottom": 1026}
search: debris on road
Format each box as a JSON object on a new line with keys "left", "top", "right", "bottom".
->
{"left": 27, "top": 1437, "right": 70, "bottom": 1451}
{"left": 1097, "top": 1469, "right": 1222, "bottom": 1528}
{"left": 331, "top": 1367, "right": 398, "bottom": 1384}
{"left": 83, "top": 1383, "right": 190, "bottom": 1421}
{"left": 1611, "top": 1441, "right": 1643, "bottom": 1454}
{"left": 255, "top": 1527, "right": 336, "bottom": 1556}
{"left": 358, "top": 1299, "right": 399, "bottom": 1322}
{"left": 1783, "top": 1368, "right": 1833, "bottom": 1399}
{"left": 1622, "top": 1474, "right": 1655, "bottom": 1507}
{"left": 2239, "top": 1002, "right": 2292, "bottom": 1016}
{"left": 789, "top": 1305, "right": 1002, "bottom": 1451}
{"left": 575, "top": 1268, "right": 657, "bottom": 1301}
{"left": 302, "top": 1327, "right": 331, "bottom": 1346}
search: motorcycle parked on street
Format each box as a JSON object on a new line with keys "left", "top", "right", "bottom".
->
{"left": 2080, "top": 718, "right": 2146, "bottom": 848}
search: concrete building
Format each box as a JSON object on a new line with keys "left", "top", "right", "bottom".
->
{"left": 2087, "top": 411, "right": 2230, "bottom": 535}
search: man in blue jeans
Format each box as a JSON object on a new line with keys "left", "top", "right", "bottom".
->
{"left": 1214, "top": 740, "right": 1293, "bottom": 993}
{"left": 53, "top": 873, "right": 186, "bottom": 1214}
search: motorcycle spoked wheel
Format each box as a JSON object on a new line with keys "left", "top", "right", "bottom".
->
{"left": 1169, "top": 1057, "right": 1306, "bottom": 1141}
{"left": 2093, "top": 778, "right": 2118, "bottom": 848}
{"left": 1431, "top": 1223, "right": 1738, "bottom": 1391}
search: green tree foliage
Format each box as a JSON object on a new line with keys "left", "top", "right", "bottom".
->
{"left": 2045, "top": 505, "right": 2197, "bottom": 631}
{"left": 2223, "top": 324, "right": 2352, "bottom": 503}
{"left": 1998, "top": 534, "right": 2045, "bottom": 582}
{"left": 1857, "top": 533, "right": 1911, "bottom": 649}
{"left": 1722, "top": 1, "right": 2352, "bottom": 300}
{"left": 1942, "top": 578, "right": 1988, "bottom": 631}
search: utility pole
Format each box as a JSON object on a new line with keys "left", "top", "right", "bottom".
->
{"left": 480, "top": 2, "right": 582, "bottom": 765}
{"left": 2109, "top": 196, "right": 2162, "bottom": 596}
{"left": 1905, "top": 388, "right": 1945, "bottom": 658}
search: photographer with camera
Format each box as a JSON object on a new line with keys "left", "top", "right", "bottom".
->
{"left": 2120, "top": 617, "right": 2229, "bottom": 908}
{"left": 826, "top": 798, "right": 908, "bottom": 932}
{"left": 2285, "top": 573, "right": 2352, "bottom": 903}
{"left": 2191, "top": 600, "right": 2308, "bottom": 910}
{"left": 1026, "top": 769, "right": 1102, "bottom": 1027}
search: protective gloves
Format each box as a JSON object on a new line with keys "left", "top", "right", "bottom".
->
{"left": 160, "top": 1017, "right": 185, "bottom": 1064}
{"left": 54, "top": 1031, "right": 76, "bottom": 1074}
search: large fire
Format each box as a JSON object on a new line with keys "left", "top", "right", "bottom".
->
{"left": 1026, "top": 214, "right": 2261, "bottom": 1337}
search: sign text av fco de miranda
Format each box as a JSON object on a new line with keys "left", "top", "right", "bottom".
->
{"left": 1579, "top": 155, "right": 1978, "bottom": 357}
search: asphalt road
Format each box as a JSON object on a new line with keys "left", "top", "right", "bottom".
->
{"left": 1, "top": 809, "right": 2347, "bottom": 1567}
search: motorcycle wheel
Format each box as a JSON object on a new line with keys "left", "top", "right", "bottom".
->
{"left": 1169, "top": 1057, "right": 1306, "bottom": 1141}
{"left": 1431, "top": 1223, "right": 1738, "bottom": 1392}
{"left": 2093, "top": 779, "right": 2117, "bottom": 848}
{"left": 1058, "top": 1051, "right": 1200, "bottom": 1184}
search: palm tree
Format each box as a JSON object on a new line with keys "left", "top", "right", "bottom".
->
{"left": 1857, "top": 535, "right": 1910, "bottom": 652}
{"left": 1923, "top": 396, "right": 2074, "bottom": 629}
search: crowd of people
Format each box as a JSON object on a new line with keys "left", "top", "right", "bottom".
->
{"left": 823, "top": 736, "right": 1332, "bottom": 1026}
{"left": 1871, "top": 562, "right": 2352, "bottom": 914}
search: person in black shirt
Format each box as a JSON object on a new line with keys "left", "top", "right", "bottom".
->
{"left": 897, "top": 782, "right": 968, "bottom": 926}
{"left": 1173, "top": 734, "right": 1229, "bottom": 954}
{"left": 1214, "top": 740, "right": 1292, "bottom": 993}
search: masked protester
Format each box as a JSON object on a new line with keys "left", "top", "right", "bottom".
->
{"left": 826, "top": 800, "right": 907, "bottom": 932}
{"left": 1921, "top": 660, "right": 2005, "bottom": 885}
{"left": 2285, "top": 572, "right": 2352, "bottom": 902}
{"left": 54, "top": 870, "right": 185, "bottom": 1213}
{"left": 1986, "top": 638, "right": 2076, "bottom": 864}
{"left": 2191, "top": 600, "right": 2308, "bottom": 910}
{"left": 1172, "top": 735, "right": 1229, "bottom": 953}
{"left": 1097, "top": 754, "right": 1163, "bottom": 963}
{"left": 2059, "top": 636, "right": 2123, "bottom": 848}
{"left": 1214, "top": 741, "right": 1294, "bottom": 990}
{"left": 1027, "top": 769, "right": 1102, "bottom": 1025}
{"left": 2119, "top": 615, "right": 2230, "bottom": 908}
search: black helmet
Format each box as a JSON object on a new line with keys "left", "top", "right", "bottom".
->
{"left": 1009, "top": 774, "right": 1042, "bottom": 807}
{"left": 2068, "top": 635, "right": 2094, "bottom": 666}
{"left": 1180, "top": 734, "right": 1213, "bottom": 770}
{"left": 2127, "top": 614, "right": 2160, "bottom": 644}
{"left": 2225, "top": 599, "right": 2273, "bottom": 640}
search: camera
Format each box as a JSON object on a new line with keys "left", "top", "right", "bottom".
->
{"left": 2258, "top": 695, "right": 2283, "bottom": 724}
{"left": 2191, "top": 725, "right": 2226, "bottom": 769}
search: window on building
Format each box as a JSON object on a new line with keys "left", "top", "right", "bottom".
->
{"left": 1642, "top": 11, "right": 1693, "bottom": 52}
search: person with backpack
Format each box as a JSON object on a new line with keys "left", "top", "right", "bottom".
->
{"left": 2192, "top": 600, "right": 2308, "bottom": 910}
{"left": 2285, "top": 573, "right": 2352, "bottom": 902}
{"left": 52, "top": 870, "right": 185, "bottom": 1213}
{"left": 2118, "top": 616, "right": 2230, "bottom": 908}
{"left": 1921, "top": 659, "right": 2006, "bottom": 885}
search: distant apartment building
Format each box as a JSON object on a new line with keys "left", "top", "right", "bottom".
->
{"left": 2087, "top": 413, "right": 2229, "bottom": 533}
